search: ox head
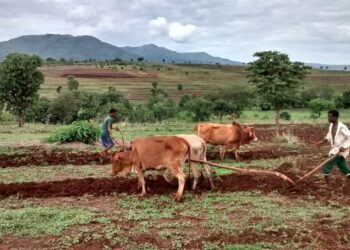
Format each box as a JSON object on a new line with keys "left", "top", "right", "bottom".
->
{"left": 241, "top": 125, "right": 258, "bottom": 144}
{"left": 111, "top": 151, "right": 133, "bottom": 177}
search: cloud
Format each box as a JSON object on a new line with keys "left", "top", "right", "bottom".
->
{"left": 149, "top": 17, "right": 168, "bottom": 36}
{"left": 168, "top": 22, "right": 197, "bottom": 42}
{"left": 67, "top": 5, "right": 99, "bottom": 26}
{"left": 149, "top": 17, "right": 197, "bottom": 42}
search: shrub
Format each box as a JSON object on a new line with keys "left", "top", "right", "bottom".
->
{"left": 279, "top": 111, "right": 291, "bottom": 121}
{"left": 25, "top": 97, "right": 51, "bottom": 123}
{"left": 308, "top": 98, "right": 335, "bottom": 118}
{"left": 49, "top": 91, "right": 81, "bottom": 124}
{"left": 49, "top": 121, "right": 100, "bottom": 144}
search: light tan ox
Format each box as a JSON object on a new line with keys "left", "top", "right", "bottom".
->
{"left": 195, "top": 122, "right": 257, "bottom": 160}
{"left": 112, "top": 135, "right": 191, "bottom": 202}
{"left": 112, "top": 135, "right": 215, "bottom": 196}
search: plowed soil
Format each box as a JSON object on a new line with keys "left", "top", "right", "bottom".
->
{"left": 1, "top": 164, "right": 349, "bottom": 203}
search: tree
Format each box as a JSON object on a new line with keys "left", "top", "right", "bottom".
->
{"left": 0, "top": 53, "right": 44, "bottom": 127}
{"left": 56, "top": 86, "right": 62, "bottom": 94}
{"left": 185, "top": 97, "right": 212, "bottom": 121}
{"left": 247, "top": 51, "right": 310, "bottom": 129}
{"left": 177, "top": 84, "right": 183, "bottom": 91}
{"left": 49, "top": 91, "right": 81, "bottom": 124}
{"left": 212, "top": 99, "right": 234, "bottom": 123}
{"left": 25, "top": 97, "right": 50, "bottom": 123}
{"left": 67, "top": 75, "right": 79, "bottom": 91}
{"left": 308, "top": 98, "right": 335, "bottom": 117}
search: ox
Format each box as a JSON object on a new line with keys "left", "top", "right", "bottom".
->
{"left": 112, "top": 135, "right": 215, "bottom": 192}
{"left": 195, "top": 122, "right": 257, "bottom": 160}
{"left": 112, "top": 136, "right": 191, "bottom": 202}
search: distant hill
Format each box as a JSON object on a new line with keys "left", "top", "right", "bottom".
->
{"left": 121, "top": 44, "right": 240, "bottom": 65}
{"left": 0, "top": 34, "right": 241, "bottom": 65}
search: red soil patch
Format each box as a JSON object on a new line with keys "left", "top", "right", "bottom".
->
{"left": 1, "top": 166, "right": 349, "bottom": 203}
{"left": 0, "top": 148, "right": 109, "bottom": 168}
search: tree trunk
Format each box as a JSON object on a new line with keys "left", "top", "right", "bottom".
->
{"left": 219, "top": 113, "right": 223, "bottom": 123}
{"left": 275, "top": 106, "right": 280, "bottom": 135}
{"left": 18, "top": 114, "right": 24, "bottom": 127}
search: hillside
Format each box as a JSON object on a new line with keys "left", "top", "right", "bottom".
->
{"left": 0, "top": 34, "right": 240, "bottom": 64}
{"left": 40, "top": 63, "right": 350, "bottom": 103}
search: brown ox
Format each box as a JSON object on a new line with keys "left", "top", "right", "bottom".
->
{"left": 195, "top": 122, "right": 257, "bottom": 160}
{"left": 112, "top": 136, "right": 191, "bottom": 202}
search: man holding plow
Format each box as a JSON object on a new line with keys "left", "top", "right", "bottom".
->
{"left": 316, "top": 110, "right": 350, "bottom": 184}
{"left": 100, "top": 108, "right": 122, "bottom": 158}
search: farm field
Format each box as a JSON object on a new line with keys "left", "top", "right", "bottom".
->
{"left": 40, "top": 64, "right": 350, "bottom": 102}
{"left": 1, "top": 117, "right": 350, "bottom": 249}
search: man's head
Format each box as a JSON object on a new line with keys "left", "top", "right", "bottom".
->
{"left": 328, "top": 109, "right": 339, "bottom": 124}
{"left": 109, "top": 108, "right": 117, "bottom": 118}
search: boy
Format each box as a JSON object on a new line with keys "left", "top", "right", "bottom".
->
{"left": 316, "top": 110, "right": 350, "bottom": 184}
{"left": 100, "top": 108, "right": 120, "bottom": 157}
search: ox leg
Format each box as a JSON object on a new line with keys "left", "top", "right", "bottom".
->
{"left": 191, "top": 163, "right": 200, "bottom": 190}
{"left": 203, "top": 157, "right": 215, "bottom": 190}
{"left": 220, "top": 146, "right": 226, "bottom": 160}
{"left": 134, "top": 166, "right": 146, "bottom": 196}
{"left": 234, "top": 150, "right": 240, "bottom": 161}
{"left": 169, "top": 163, "right": 186, "bottom": 202}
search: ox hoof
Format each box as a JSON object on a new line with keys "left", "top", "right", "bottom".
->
{"left": 175, "top": 196, "right": 184, "bottom": 203}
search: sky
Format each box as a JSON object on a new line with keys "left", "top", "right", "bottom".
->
{"left": 0, "top": 0, "right": 349, "bottom": 64}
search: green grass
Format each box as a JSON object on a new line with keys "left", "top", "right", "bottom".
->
{"left": 0, "top": 206, "right": 95, "bottom": 237}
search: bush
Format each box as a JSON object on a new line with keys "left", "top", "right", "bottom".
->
{"left": 49, "top": 121, "right": 100, "bottom": 144}
{"left": 25, "top": 97, "right": 51, "bottom": 123}
{"left": 49, "top": 91, "right": 81, "bottom": 124}
{"left": 308, "top": 98, "right": 335, "bottom": 118}
{"left": 280, "top": 111, "right": 291, "bottom": 121}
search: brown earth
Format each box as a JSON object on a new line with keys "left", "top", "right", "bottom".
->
{"left": 1, "top": 163, "right": 349, "bottom": 204}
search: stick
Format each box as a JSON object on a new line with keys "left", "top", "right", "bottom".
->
{"left": 190, "top": 159, "right": 295, "bottom": 186}
{"left": 115, "top": 129, "right": 126, "bottom": 151}
{"left": 293, "top": 155, "right": 336, "bottom": 185}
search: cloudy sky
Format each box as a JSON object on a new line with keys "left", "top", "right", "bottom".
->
{"left": 0, "top": 0, "right": 349, "bottom": 64}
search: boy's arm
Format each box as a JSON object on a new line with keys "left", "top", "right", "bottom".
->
{"left": 339, "top": 127, "right": 350, "bottom": 152}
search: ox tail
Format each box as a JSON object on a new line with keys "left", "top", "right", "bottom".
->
{"left": 180, "top": 138, "right": 192, "bottom": 187}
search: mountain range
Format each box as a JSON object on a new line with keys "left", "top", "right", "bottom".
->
{"left": 0, "top": 34, "right": 241, "bottom": 65}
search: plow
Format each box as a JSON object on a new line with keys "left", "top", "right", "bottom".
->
{"left": 191, "top": 155, "right": 337, "bottom": 188}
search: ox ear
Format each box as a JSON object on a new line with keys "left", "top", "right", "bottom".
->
{"left": 242, "top": 124, "right": 248, "bottom": 128}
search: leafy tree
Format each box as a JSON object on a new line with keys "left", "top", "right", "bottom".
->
{"left": 0, "top": 53, "right": 44, "bottom": 127}
{"left": 130, "top": 105, "right": 155, "bottom": 123}
{"left": 178, "top": 95, "right": 191, "bottom": 109}
{"left": 67, "top": 75, "right": 79, "bottom": 91}
{"left": 78, "top": 92, "right": 102, "bottom": 120}
{"left": 177, "top": 84, "right": 183, "bottom": 91}
{"left": 336, "top": 91, "right": 350, "bottom": 109}
{"left": 25, "top": 97, "right": 51, "bottom": 123}
{"left": 100, "top": 86, "right": 129, "bottom": 106}
{"left": 151, "top": 99, "right": 177, "bottom": 121}
{"left": 212, "top": 99, "right": 235, "bottom": 123}
{"left": 49, "top": 91, "right": 81, "bottom": 124}
{"left": 247, "top": 51, "right": 310, "bottom": 128}
{"left": 185, "top": 97, "right": 212, "bottom": 121}
{"left": 309, "top": 98, "right": 335, "bottom": 117}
